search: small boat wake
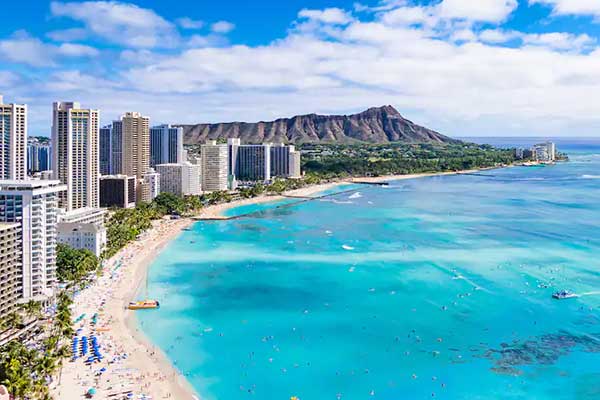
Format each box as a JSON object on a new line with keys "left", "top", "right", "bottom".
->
{"left": 349, "top": 192, "right": 362, "bottom": 199}
{"left": 579, "top": 291, "right": 600, "bottom": 297}
{"left": 342, "top": 245, "right": 355, "bottom": 251}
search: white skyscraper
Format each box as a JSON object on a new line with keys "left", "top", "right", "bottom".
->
{"left": 52, "top": 101, "right": 100, "bottom": 211}
{"left": 201, "top": 141, "right": 229, "bottom": 192}
{"left": 0, "top": 180, "right": 66, "bottom": 301}
{"left": 0, "top": 95, "right": 27, "bottom": 180}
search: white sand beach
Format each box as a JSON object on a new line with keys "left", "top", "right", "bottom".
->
{"left": 52, "top": 217, "right": 199, "bottom": 400}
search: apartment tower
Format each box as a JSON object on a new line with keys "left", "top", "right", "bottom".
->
{"left": 0, "top": 95, "right": 27, "bottom": 180}
{"left": 120, "top": 112, "right": 150, "bottom": 179}
{"left": 0, "top": 180, "right": 66, "bottom": 301}
{"left": 201, "top": 141, "right": 229, "bottom": 192}
{"left": 99, "top": 125, "right": 112, "bottom": 175}
{"left": 51, "top": 102, "right": 100, "bottom": 211}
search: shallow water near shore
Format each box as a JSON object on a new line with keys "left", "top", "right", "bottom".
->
{"left": 139, "top": 139, "right": 600, "bottom": 400}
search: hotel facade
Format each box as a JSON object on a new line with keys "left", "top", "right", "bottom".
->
{"left": 201, "top": 141, "right": 229, "bottom": 192}
{"left": 0, "top": 95, "right": 27, "bottom": 181}
{"left": 150, "top": 125, "right": 184, "bottom": 167}
{"left": 51, "top": 102, "right": 100, "bottom": 211}
{"left": 0, "top": 180, "right": 66, "bottom": 301}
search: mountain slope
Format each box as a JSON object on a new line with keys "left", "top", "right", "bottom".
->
{"left": 180, "top": 106, "right": 458, "bottom": 144}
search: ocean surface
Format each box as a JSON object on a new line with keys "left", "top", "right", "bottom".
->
{"left": 138, "top": 138, "right": 600, "bottom": 400}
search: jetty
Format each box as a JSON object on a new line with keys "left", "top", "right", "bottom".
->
{"left": 194, "top": 188, "right": 363, "bottom": 221}
{"left": 352, "top": 181, "right": 390, "bottom": 186}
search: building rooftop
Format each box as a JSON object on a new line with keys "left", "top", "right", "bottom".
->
{"left": 100, "top": 174, "right": 134, "bottom": 180}
{"left": 59, "top": 207, "right": 107, "bottom": 220}
{"left": 0, "top": 180, "right": 66, "bottom": 195}
{"left": 0, "top": 179, "right": 63, "bottom": 188}
{"left": 57, "top": 222, "right": 105, "bottom": 234}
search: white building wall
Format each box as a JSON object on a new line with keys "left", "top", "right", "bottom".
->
{"left": 182, "top": 162, "right": 202, "bottom": 196}
{"left": 201, "top": 141, "right": 229, "bottom": 192}
{"left": 0, "top": 180, "right": 66, "bottom": 301}
{"left": 0, "top": 96, "right": 27, "bottom": 180}
{"left": 156, "top": 164, "right": 183, "bottom": 196}
{"left": 289, "top": 151, "right": 302, "bottom": 178}
{"left": 57, "top": 223, "right": 106, "bottom": 257}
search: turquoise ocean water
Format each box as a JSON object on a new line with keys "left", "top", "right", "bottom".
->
{"left": 138, "top": 139, "right": 600, "bottom": 400}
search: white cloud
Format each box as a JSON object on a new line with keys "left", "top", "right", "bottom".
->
{"left": 298, "top": 8, "right": 354, "bottom": 25}
{"left": 478, "top": 29, "right": 595, "bottom": 51}
{"left": 211, "top": 21, "right": 235, "bottom": 34}
{"left": 187, "top": 34, "right": 229, "bottom": 48}
{"left": 50, "top": 1, "right": 179, "bottom": 48}
{"left": 46, "top": 28, "right": 88, "bottom": 42}
{"left": 479, "top": 29, "right": 521, "bottom": 43}
{"left": 381, "top": 6, "right": 437, "bottom": 27}
{"left": 450, "top": 29, "right": 477, "bottom": 42}
{"left": 0, "top": 33, "right": 55, "bottom": 67}
{"left": 530, "top": 0, "right": 600, "bottom": 18}
{"left": 57, "top": 43, "right": 100, "bottom": 57}
{"left": 437, "top": 0, "right": 518, "bottom": 23}
{"left": 177, "top": 17, "right": 204, "bottom": 30}
{"left": 0, "top": 71, "right": 20, "bottom": 88}
{"left": 522, "top": 32, "right": 595, "bottom": 51}
{"left": 0, "top": 31, "right": 99, "bottom": 67}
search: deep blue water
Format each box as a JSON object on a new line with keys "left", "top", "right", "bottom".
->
{"left": 139, "top": 139, "right": 600, "bottom": 400}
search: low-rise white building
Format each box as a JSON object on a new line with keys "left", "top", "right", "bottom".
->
{"left": 57, "top": 222, "right": 106, "bottom": 257}
{"left": 57, "top": 207, "right": 107, "bottom": 256}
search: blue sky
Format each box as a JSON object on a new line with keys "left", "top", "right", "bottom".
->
{"left": 2, "top": 0, "right": 600, "bottom": 137}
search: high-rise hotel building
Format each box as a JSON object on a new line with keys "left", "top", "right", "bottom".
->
{"left": 119, "top": 112, "right": 150, "bottom": 179}
{"left": 270, "top": 143, "right": 301, "bottom": 179}
{"left": 51, "top": 102, "right": 100, "bottom": 211}
{"left": 0, "top": 180, "right": 66, "bottom": 301}
{"left": 201, "top": 141, "right": 229, "bottom": 192}
{"left": 150, "top": 125, "right": 184, "bottom": 167}
{"left": 99, "top": 125, "right": 112, "bottom": 175}
{"left": 236, "top": 144, "right": 272, "bottom": 183}
{"left": 107, "top": 113, "right": 150, "bottom": 202}
{"left": 27, "top": 140, "right": 51, "bottom": 175}
{"left": 0, "top": 95, "right": 27, "bottom": 180}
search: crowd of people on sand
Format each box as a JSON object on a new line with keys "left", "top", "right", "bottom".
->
{"left": 53, "top": 218, "right": 196, "bottom": 400}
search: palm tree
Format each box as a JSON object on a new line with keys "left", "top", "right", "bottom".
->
{"left": 21, "top": 300, "right": 42, "bottom": 320}
{"left": 36, "top": 353, "right": 58, "bottom": 379}
{"left": 4, "top": 312, "right": 23, "bottom": 330}
{"left": 2, "top": 358, "right": 32, "bottom": 399}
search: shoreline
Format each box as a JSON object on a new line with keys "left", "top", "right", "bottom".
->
{"left": 54, "top": 164, "right": 519, "bottom": 399}
{"left": 52, "top": 217, "right": 200, "bottom": 400}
